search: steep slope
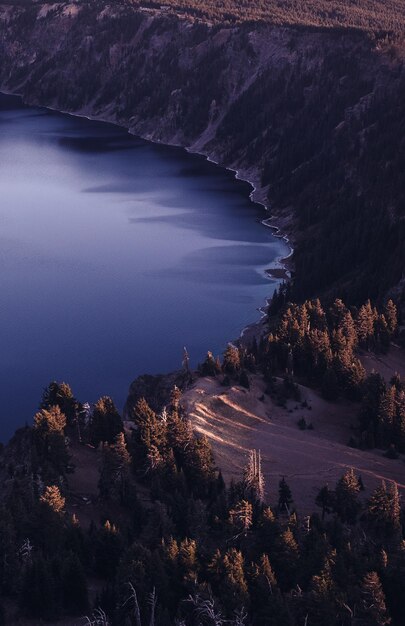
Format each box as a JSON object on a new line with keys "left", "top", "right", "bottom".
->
{"left": 0, "top": 2, "right": 404, "bottom": 305}
{"left": 182, "top": 375, "right": 405, "bottom": 514}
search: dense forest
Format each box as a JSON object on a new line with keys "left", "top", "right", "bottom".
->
{"left": 6, "top": 0, "right": 405, "bottom": 32}
{"left": 0, "top": 296, "right": 403, "bottom": 624}
{"left": 1, "top": 2, "right": 405, "bottom": 623}
{"left": 138, "top": 0, "right": 405, "bottom": 32}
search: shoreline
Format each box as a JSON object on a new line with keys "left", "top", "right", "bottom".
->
{"left": 0, "top": 88, "right": 294, "bottom": 346}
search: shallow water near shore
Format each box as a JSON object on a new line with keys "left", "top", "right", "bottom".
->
{"left": 0, "top": 93, "right": 289, "bottom": 441}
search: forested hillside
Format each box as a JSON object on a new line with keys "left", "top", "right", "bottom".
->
{"left": 6, "top": 0, "right": 405, "bottom": 31}
{"left": 1, "top": 1, "right": 404, "bottom": 308}
{"left": 1, "top": 3, "right": 405, "bottom": 622}
{"left": 134, "top": 0, "right": 405, "bottom": 31}
{"left": 0, "top": 295, "right": 404, "bottom": 624}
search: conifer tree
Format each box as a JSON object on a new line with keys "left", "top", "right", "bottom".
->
{"left": 221, "top": 548, "right": 249, "bottom": 613}
{"left": 33, "top": 405, "right": 69, "bottom": 475}
{"left": 94, "top": 521, "right": 123, "bottom": 580}
{"left": 90, "top": 396, "right": 123, "bottom": 445}
{"left": 185, "top": 434, "right": 216, "bottom": 494}
{"left": 366, "top": 481, "right": 401, "bottom": 540}
{"left": 278, "top": 477, "right": 293, "bottom": 514}
{"left": 359, "top": 571, "right": 391, "bottom": 626}
{"left": 99, "top": 432, "right": 131, "bottom": 502}
{"left": 249, "top": 554, "right": 290, "bottom": 626}
{"left": 229, "top": 500, "right": 253, "bottom": 537}
{"left": 309, "top": 562, "right": 338, "bottom": 626}
{"left": 167, "top": 404, "right": 192, "bottom": 467}
{"left": 223, "top": 344, "right": 241, "bottom": 376}
{"left": 34, "top": 405, "right": 66, "bottom": 434}
{"left": 40, "top": 485, "right": 65, "bottom": 515}
{"left": 257, "top": 506, "right": 279, "bottom": 554}
{"left": 41, "top": 381, "right": 78, "bottom": 425}
{"left": 200, "top": 351, "right": 221, "bottom": 376}
{"left": 178, "top": 538, "right": 198, "bottom": 585}
{"left": 357, "top": 300, "right": 376, "bottom": 349}
{"left": 315, "top": 484, "right": 334, "bottom": 520}
{"left": 334, "top": 468, "right": 361, "bottom": 523}
{"left": 274, "top": 528, "right": 299, "bottom": 591}
{"left": 384, "top": 300, "right": 397, "bottom": 336}
{"left": 131, "top": 398, "right": 167, "bottom": 471}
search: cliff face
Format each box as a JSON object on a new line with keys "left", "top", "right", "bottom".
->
{"left": 1, "top": 2, "right": 404, "bottom": 305}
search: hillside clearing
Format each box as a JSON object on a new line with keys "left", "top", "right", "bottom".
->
{"left": 183, "top": 375, "right": 405, "bottom": 514}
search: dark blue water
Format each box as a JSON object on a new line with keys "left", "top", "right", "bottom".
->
{"left": 0, "top": 94, "right": 288, "bottom": 441}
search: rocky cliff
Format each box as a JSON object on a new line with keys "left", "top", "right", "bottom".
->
{"left": 1, "top": 2, "right": 404, "bottom": 305}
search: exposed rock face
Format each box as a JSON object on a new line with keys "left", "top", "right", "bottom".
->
{"left": 0, "top": 2, "right": 404, "bottom": 305}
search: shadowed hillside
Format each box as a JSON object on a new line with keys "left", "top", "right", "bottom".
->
{"left": 1, "top": 2, "right": 404, "bottom": 308}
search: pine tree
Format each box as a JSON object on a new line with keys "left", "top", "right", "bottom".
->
{"left": 40, "top": 485, "right": 65, "bottom": 515}
{"left": 99, "top": 432, "right": 131, "bottom": 502}
{"left": 221, "top": 548, "right": 249, "bottom": 613}
{"left": 185, "top": 434, "right": 216, "bottom": 495}
{"left": 170, "top": 386, "right": 182, "bottom": 413}
{"left": 315, "top": 484, "right": 335, "bottom": 520}
{"left": 131, "top": 398, "right": 167, "bottom": 471}
{"left": 200, "top": 351, "right": 221, "bottom": 376}
{"left": 90, "top": 396, "right": 123, "bottom": 445}
{"left": 375, "top": 314, "right": 391, "bottom": 353}
{"left": 249, "top": 554, "right": 289, "bottom": 626}
{"left": 357, "top": 300, "right": 376, "bottom": 349}
{"left": 257, "top": 553, "right": 277, "bottom": 589}
{"left": 309, "top": 562, "right": 338, "bottom": 626}
{"left": 334, "top": 468, "right": 361, "bottom": 523}
{"left": 384, "top": 300, "right": 397, "bottom": 335}
{"left": 395, "top": 389, "right": 405, "bottom": 451}
{"left": 366, "top": 481, "right": 401, "bottom": 540}
{"left": 360, "top": 373, "right": 387, "bottom": 447}
{"left": 229, "top": 500, "right": 253, "bottom": 537}
{"left": 278, "top": 477, "right": 293, "bottom": 514}
{"left": 33, "top": 406, "right": 70, "bottom": 476}
{"left": 41, "top": 381, "right": 78, "bottom": 425}
{"left": 178, "top": 538, "right": 198, "bottom": 585}
{"left": 274, "top": 528, "right": 299, "bottom": 591}
{"left": 379, "top": 386, "right": 396, "bottom": 446}
{"left": 223, "top": 344, "right": 241, "bottom": 376}
{"left": 167, "top": 406, "right": 192, "bottom": 467}
{"left": 359, "top": 571, "right": 391, "bottom": 626}
{"left": 34, "top": 405, "right": 66, "bottom": 434}
{"left": 94, "top": 521, "right": 123, "bottom": 579}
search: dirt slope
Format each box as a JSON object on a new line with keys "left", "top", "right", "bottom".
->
{"left": 183, "top": 376, "right": 405, "bottom": 514}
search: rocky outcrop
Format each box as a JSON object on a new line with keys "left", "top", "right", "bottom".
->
{"left": 0, "top": 2, "right": 404, "bottom": 305}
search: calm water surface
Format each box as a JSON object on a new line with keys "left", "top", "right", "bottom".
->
{"left": 0, "top": 94, "right": 288, "bottom": 441}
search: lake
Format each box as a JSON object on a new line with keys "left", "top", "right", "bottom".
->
{"left": 0, "top": 93, "right": 289, "bottom": 441}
